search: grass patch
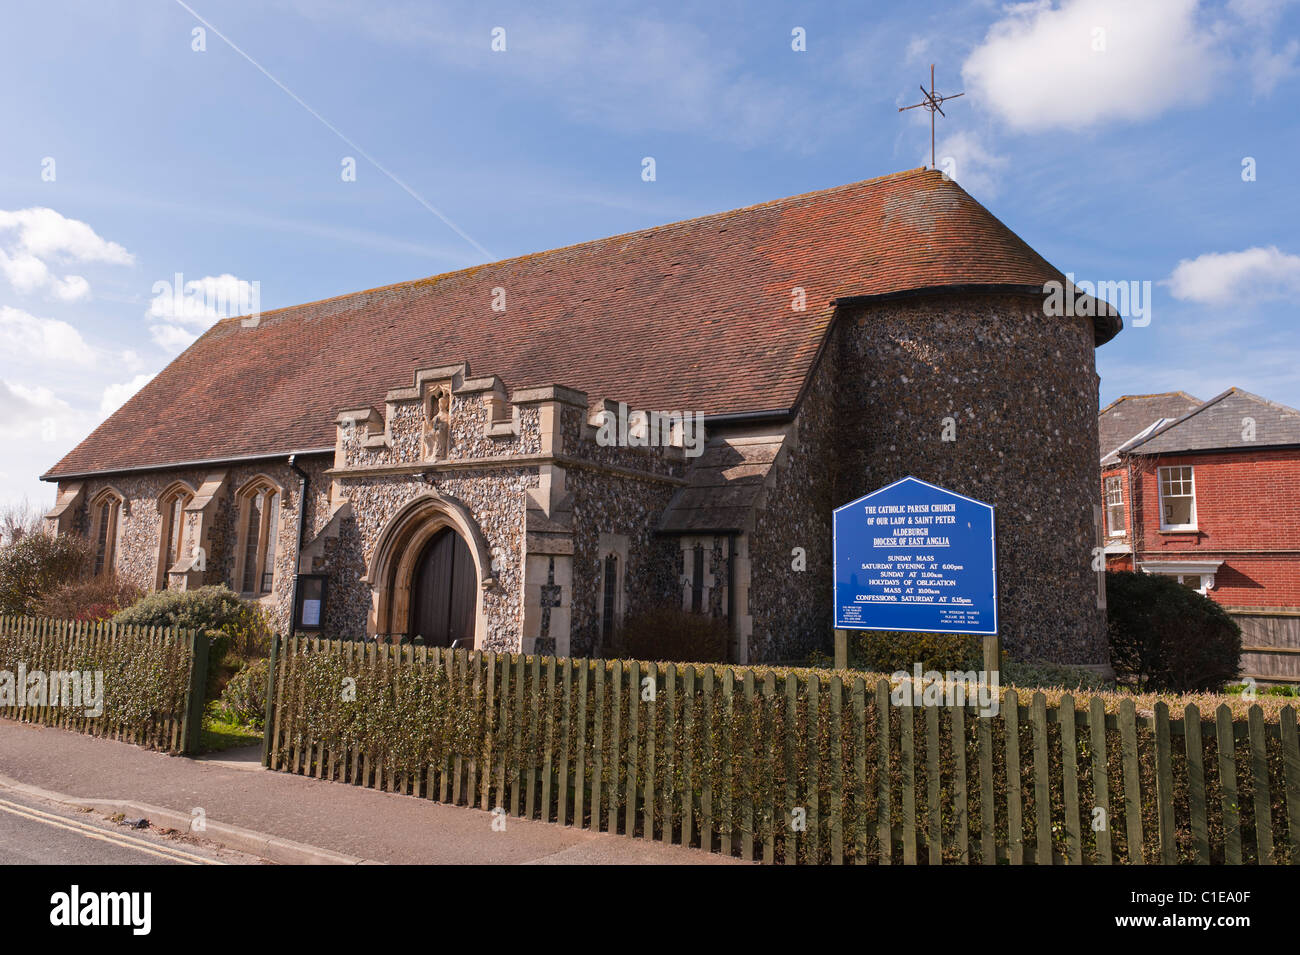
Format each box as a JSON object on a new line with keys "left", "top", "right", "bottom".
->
{"left": 200, "top": 715, "right": 262, "bottom": 753}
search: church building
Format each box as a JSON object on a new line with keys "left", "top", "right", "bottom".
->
{"left": 41, "top": 167, "right": 1120, "bottom": 667}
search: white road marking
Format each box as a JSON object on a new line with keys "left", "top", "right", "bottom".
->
{"left": 0, "top": 796, "right": 222, "bottom": 865}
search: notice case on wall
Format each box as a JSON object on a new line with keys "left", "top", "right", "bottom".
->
{"left": 293, "top": 573, "right": 328, "bottom": 632}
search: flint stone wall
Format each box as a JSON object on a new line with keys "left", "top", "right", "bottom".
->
{"left": 826, "top": 290, "right": 1107, "bottom": 666}
{"left": 64, "top": 457, "right": 333, "bottom": 634}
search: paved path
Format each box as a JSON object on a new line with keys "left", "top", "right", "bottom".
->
{"left": 0, "top": 722, "right": 732, "bottom": 865}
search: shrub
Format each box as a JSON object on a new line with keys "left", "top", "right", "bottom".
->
{"left": 0, "top": 531, "right": 92, "bottom": 616}
{"left": 1, "top": 619, "right": 192, "bottom": 750}
{"left": 846, "top": 630, "right": 982, "bottom": 674}
{"left": 0, "top": 498, "right": 44, "bottom": 547}
{"left": 112, "top": 585, "right": 271, "bottom": 702}
{"left": 35, "top": 573, "right": 143, "bottom": 622}
{"left": 1106, "top": 570, "right": 1242, "bottom": 692}
{"left": 614, "top": 607, "right": 730, "bottom": 663}
{"left": 113, "top": 584, "right": 270, "bottom": 654}
{"left": 214, "top": 658, "right": 270, "bottom": 727}
{"left": 1001, "top": 658, "right": 1110, "bottom": 692}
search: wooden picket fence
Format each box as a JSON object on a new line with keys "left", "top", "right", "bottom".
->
{"left": 263, "top": 635, "right": 1300, "bottom": 864}
{"left": 0, "top": 616, "right": 209, "bottom": 755}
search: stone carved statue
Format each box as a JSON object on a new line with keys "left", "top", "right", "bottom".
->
{"left": 423, "top": 387, "right": 451, "bottom": 461}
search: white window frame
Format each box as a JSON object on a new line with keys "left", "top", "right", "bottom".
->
{"left": 1104, "top": 475, "right": 1125, "bottom": 538}
{"left": 1157, "top": 465, "right": 1197, "bottom": 532}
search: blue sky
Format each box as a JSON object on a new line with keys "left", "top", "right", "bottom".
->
{"left": 1, "top": 0, "right": 1297, "bottom": 508}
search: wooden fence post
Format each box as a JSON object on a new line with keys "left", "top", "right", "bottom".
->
{"left": 982, "top": 634, "right": 1001, "bottom": 679}
{"left": 181, "top": 629, "right": 210, "bottom": 756}
{"left": 261, "top": 632, "right": 281, "bottom": 767}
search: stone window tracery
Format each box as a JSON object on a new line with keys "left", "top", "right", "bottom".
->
{"left": 157, "top": 483, "right": 195, "bottom": 588}
{"left": 234, "top": 477, "right": 281, "bottom": 597}
{"left": 89, "top": 489, "right": 123, "bottom": 577}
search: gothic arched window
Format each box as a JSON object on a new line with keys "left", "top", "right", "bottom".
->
{"left": 234, "top": 477, "right": 281, "bottom": 596}
{"left": 89, "top": 489, "right": 123, "bottom": 577}
{"left": 157, "top": 483, "right": 194, "bottom": 588}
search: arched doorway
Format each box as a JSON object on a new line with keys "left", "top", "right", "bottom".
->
{"left": 366, "top": 491, "right": 492, "bottom": 647}
{"left": 407, "top": 526, "right": 477, "bottom": 647}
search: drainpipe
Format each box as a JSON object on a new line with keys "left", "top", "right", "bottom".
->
{"left": 287, "top": 454, "right": 310, "bottom": 642}
{"left": 1125, "top": 454, "right": 1136, "bottom": 573}
{"left": 726, "top": 532, "right": 738, "bottom": 663}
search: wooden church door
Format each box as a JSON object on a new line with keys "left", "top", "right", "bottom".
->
{"left": 408, "top": 527, "right": 477, "bottom": 647}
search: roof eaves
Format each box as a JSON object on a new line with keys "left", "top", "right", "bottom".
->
{"left": 1098, "top": 390, "right": 1202, "bottom": 417}
{"left": 833, "top": 283, "right": 1122, "bottom": 345}
{"left": 41, "top": 447, "right": 336, "bottom": 483}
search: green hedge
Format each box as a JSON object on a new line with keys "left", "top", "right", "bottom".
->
{"left": 0, "top": 617, "right": 198, "bottom": 753}
{"left": 267, "top": 639, "right": 1300, "bottom": 865}
{"left": 112, "top": 585, "right": 273, "bottom": 703}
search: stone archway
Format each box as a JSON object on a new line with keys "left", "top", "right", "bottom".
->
{"left": 366, "top": 492, "right": 493, "bottom": 646}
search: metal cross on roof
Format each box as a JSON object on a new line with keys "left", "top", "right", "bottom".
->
{"left": 898, "top": 64, "right": 964, "bottom": 170}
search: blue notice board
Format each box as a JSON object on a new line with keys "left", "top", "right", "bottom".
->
{"left": 833, "top": 476, "right": 997, "bottom": 635}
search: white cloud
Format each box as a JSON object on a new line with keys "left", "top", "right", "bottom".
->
{"left": 963, "top": 0, "right": 1224, "bottom": 132}
{"left": 0, "top": 379, "right": 86, "bottom": 445}
{"left": 932, "top": 131, "right": 1010, "bottom": 197}
{"left": 147, "top": 273, "right": 258, "bottom": 326}
{"left": 51, "top": 274, "right": 90, "bottom": 302}
{"left": 0, "top": 306, "right": 95, "bottom": 366}
{"left": 1165, "top": 246, "right": 1300, "bottom": 304}
{"left": 0, "top": 208, "right": 133, "bottom": 266}
{"left": 0, "top": 249, "right": 51, "bottom": 295}
{"left": 147, "top": 273, "right": 259, "bottom": 353}
{"left": 0, "top": 207, "right": 132, "bottom": 301}
{"left": 0, "top": 378, "right": 94, "bottom": 509}
{"left": 98, "top": 373, "right": 155, "bottom": 417}
{"left": 149, "top": 323, "right": 198, "bottom": 353}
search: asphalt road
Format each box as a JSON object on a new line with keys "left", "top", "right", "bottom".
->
{"left": 0, "top": 789, "right": 263, "bottom": 865}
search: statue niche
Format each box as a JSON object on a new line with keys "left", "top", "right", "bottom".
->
{"left": 422, "top": 386, "right": 452, "bottom": 462}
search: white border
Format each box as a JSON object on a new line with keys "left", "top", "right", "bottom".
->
{"left": 833, "top": 476, "right": 999, "bottom": 636}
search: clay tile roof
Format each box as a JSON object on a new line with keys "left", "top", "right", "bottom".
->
{"left": 659, "top": 432, "right": 787, "bottom": 533}
{"left": 45, "top": 167, "right": 1114, "bottom": 480}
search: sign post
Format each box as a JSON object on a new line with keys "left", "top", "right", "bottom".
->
{"left": 833, "top": 629, "right": 849, "bottom": 670}
{"left": 833, "top": 476, "right": 998, "bottom": 671}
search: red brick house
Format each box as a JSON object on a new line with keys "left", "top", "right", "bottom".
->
{"left": 1099, "top": 389, "right": 1300, "bottom": 683}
